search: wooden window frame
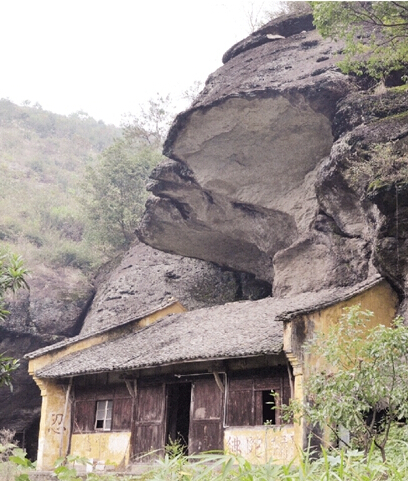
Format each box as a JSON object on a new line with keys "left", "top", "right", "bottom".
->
{"left": 95, "top": 399, "right": 113, "bottom": 431}
{"left": 226, "top": 370, "right": 289, "bottom": 427}
{"left": 73, "top": 383, "right": 134, "bottom": 434}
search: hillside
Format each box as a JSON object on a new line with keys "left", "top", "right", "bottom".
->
{"left": 0, "top": 99, "right": 120, "bottom": 272}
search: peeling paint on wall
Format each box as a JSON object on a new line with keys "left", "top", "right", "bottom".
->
{"left": 225, "top": 426, "right": 296, "bottom": 464}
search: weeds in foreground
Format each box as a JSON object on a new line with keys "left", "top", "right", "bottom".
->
{"left": 3, "top": 438, "right": 408, "bottom": 480}
{"left": 0, "top": 429, "right": 35, "bottom": 481}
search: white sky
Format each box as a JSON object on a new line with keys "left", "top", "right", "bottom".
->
{"left": 0, "top": 0, "right": 281, "bottom": 126}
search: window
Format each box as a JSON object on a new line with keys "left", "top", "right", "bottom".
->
{"left": 95, "top": 400, "right": 113, "bottom": 431}
{"left": 226, "top": 371, "right": 290, "bottom": 427}
{"left": 73, "top": 384, "right": 133, "bottom": 433}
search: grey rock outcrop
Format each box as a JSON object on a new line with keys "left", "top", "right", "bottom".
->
{"left": 81, "top": 241, "right": 271, "bottom": 335}
{"left": 0, "top": 265, "right": 93, "bottom": 457}
{"left": 316, "top": 89, "right": 408, "bottom": 311}
{"left": 138, "top": 13, "right": 352, "bottom": 284}
{"left": 139, "top": 12, "right": 408, "bottom": 305}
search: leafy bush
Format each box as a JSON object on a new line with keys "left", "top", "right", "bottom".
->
{"left": 0, "top": 429, "right": 35, "bottom": 481}
{"left": 80, "top": 137, "right": 163, "bottom": 250}
{"left": 311, "top": 2, "right": 408, "bottom": 81}
{"left": 282, "top": 305, "right": 408, "bottom": 463}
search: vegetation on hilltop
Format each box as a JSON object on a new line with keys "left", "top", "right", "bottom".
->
{"left": 246, "top": 1, "right": 311, "bottom": 32}
{"left": 0, "top": 97, "right": 171, "bottom": 276}
{"left": 0, "top": 98, "right": 121, "bottom": 273}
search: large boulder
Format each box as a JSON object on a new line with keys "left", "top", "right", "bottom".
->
{"left": 138, "top": 12, "right": 408, "bottom": 305}
{"left": 81, "top": 241, "right": 271, "bottom": 335}
{"left": 138, "top": 13, "right": 352, "bottom": 283}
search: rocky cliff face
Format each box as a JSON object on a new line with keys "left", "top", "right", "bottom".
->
{"left": 138, "top": 12, "right": 408, "bottom": 313}
{"left": 0, "top": 265, "right": 93, "bottom": 457}
{"left": 137, "top": 13, "right": 351, "bottom": 284}
{"left": 80, "top": 241, "right": 270, "bottom": 335}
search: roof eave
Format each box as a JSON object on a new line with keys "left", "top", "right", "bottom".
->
{"left": 35, "top": 349, "right": 284, "bottom": 380}
{"left": 25, "top": 299, "right": 182, "bottom": 360}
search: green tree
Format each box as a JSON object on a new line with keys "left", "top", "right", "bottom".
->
{"left": 81, "top": 140, "right": 162, "bottom": 250}
{"left": 122, "top": 93, "right": 176, "bottom": 148}
{"left": 311, "top": 1, "right": 408, "bottom": 80}
{"left": 292, "top": 305, "right": 408, "bottom": 462}
{"left": 0, "top": 251, "right": 28, "bottom": 390}
{"left": 80, "top": 95, "right": 174, "bottom": 252}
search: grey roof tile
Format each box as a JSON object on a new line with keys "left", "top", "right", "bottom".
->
{"left": 34, "top": 275, "right": 383, "bottom": 378}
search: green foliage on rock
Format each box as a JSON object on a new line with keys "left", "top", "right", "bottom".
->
{"left": 0, "top": 354, "right": 20, "bottom": 392}
{"left": 0, "top": 250, "right": 28, "bottom": 389}
{"left": 0, "top": 250, "right": 28, "bottom": 321}
{"left": 311, "top": 1, "right": 408, "bottom": 80}
{"left": 349, "top": 137, "right": 408, "bottom": 192}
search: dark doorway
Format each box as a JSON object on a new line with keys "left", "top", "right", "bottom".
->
{"left": 262, "top": 390, "right": 276, "bottom": 425}
{"left": 166, "top": 383, "right": 191, "bottom": 452}
{"left": 14, "top": 416, "right": 40, "bottom": 462}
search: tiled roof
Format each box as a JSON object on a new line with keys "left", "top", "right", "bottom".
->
{"left": 33, "top": 276, "right": 384, "bottom": 378}
{"left": 25, "top": 300, "right": 179, "bottom": 360}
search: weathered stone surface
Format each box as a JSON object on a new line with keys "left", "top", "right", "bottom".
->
{"left": 139, "top": 14, "right": 408, "bottom": 304}
{"left": 222, "top": 12, "right": 315, "bottom": 64}
{"left": 294, "top": 88, "right": 408, "bottom": 302}
{"left": 273, "top": 230, "right": 373, "bottom": 297}
{"left": 0, "top": 265, "right": 93, "bottom": 454}
{"left": 81, "top": 241, "right": 271, "bottom": 335}
{"left": 139, "top": 16, "right": 352, "bottom": 283}
{"left": 3, "top": 265, "right": 93, "bottom": 339}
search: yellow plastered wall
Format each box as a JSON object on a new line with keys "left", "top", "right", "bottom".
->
{"left": 224, "top": 425, "right": 296, "bottom": 464}
{"left": 70, "top": 432, "right": 131, "bottom": 468}
{"left": 283, "top": 280, "right": 399, "bottom": 450}
{"left": 35, "top": 379, "right": 71, "bottom": 470}
{"left": 29, "top": 301, "right": 185, "bottom": 470}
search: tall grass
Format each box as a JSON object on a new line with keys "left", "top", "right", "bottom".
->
{"left": 128, "top": 446, "right": 402, "bottom": 480}
{"left": 3, "top": 439, "right": 408, "bottom": 480}
{"left": 135, "top": 446, "right": 408, "bottom": 481}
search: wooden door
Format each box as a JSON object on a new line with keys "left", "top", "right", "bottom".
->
{"left": 132, "top": 383, "right": 166, "bottom": 461}
{"left": 189, "top": 377, "right": 224, "bottom": 454}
